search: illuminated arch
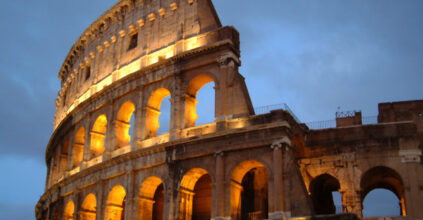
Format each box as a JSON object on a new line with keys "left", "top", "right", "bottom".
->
{"left": 137, "top": 176, "right": 164, "bottom": 220}
{"left": 115, "top": 101, "right": 135, "bottom": 149}
{"left": 90, "top": 114, "right": 107, "bottom": 158}
{"left": 145, "top": 88, "right": 171, "bottom": 138}
{"left": 63, "top": 201, "right": 74, "bottom": 220}
{"left": 81, "top": 193, "right": 97, "bottom": 220}
{"left": 72, "top": 126, "right": 85, "bottom": 168}
{"left": 184, "top": 74, "right": 214, "bottom": 128}
{"left": 230, "top": 160, "right": 268, "bottom": 220}
{"left": 309, "top": 174, "right": 341, "bottom": 215}
{"left": 179, "top": 168, "right": 212, "bottom": 220}
{"left": 360, "top": 166, "right": 405, "bottom": 216}
{"left": 105, "top": 185, "right": 127, "bottom": 220}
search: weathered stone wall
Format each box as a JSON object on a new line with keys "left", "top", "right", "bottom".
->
{"left": 37, "top": 0, "right": 423, "bottom": 219}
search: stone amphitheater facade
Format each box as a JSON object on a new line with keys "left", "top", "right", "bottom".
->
{"left": 36, "top": 0, "right": 423, "bottom": 219}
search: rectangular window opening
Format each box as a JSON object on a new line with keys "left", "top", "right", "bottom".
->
{"left": 128, "top": 33, "right": 138, "bottom": 51}
{"left": 85, "top": 66, "right": 91, "bottom": 81}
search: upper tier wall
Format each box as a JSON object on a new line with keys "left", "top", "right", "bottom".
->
{"left": 55, "top": 0, "right": 221, "bottom": 129}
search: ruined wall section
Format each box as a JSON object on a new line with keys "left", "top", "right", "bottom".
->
{"left": 55, "top": 0, "right": 221, "bottom": 129}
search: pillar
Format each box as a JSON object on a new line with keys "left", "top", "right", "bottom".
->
{"left": 113, "top": 120, "right": 131, "bottom": 150}
{"left": 137, "top": 197, "right": 155, "bottom": 220}
{"left": 124, "top": 171, "right": 136, "bottom": 220}
{"left": 214, "top": 151, "right": 225, "bottom": 219}
{"left": 341, "top": 190, "right": 362, "bottom": 217}
{"left": 178, "top": 188, "right": 195, "bottom": 220}
{"left": 269, "top": 142, "right": 289, "bottom": 219}
{"left": 133, "top": 93, "right": 145, "bottom": 147}
{"left": 229, "top": 181, "right": 243, "bottom": 220}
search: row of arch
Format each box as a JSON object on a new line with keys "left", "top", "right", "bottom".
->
{"left": 309, "top": 166, "right": 405, "bottom": 217}
{"left": 61, "top": 160, "right": 269, "bottom": 220}
{"left": 59, "top": 164, "right": 405, "bottom": 219}
{"left": 48, "top": 74, "right": 216, "bottom": 186}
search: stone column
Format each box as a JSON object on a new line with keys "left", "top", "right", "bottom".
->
{"left": 341, "top": 190, "right": 362, "bottom": 217}
{"left": 124, "top": 171, "right": 136, "bottom": 220}
{"left": 178, "top": 188, "right": 195, "bottom": 220}
{"left": 229, "top": 181, "right": 243, "bottom": 220}
{"left": 400, "top": 150, "right": 423, "bottom": 217}
{"left": 269, "top": 138, "right": 292, "bottom": 219}
{"left": 66, "top": 137, "right": 75, "bottom": 176}
{"left": 113, "top": 120, "right": 131, "bottom": 149}
{"left": 269, "top": 142, "right": 285, "bottom": 219}
{"left": 214, "top": 151, "right": 225, "bottom": 219}
{"left": 98, "top": 181, "right": 106, "bottom": 220}
{"left": 133, "top": 92, "right": 145, "bottom": 148}
{"left": 137, "top": 197, "right": 155, "bottom": 220}
{"left": 104, "top": 111, "right": 115, "bottom": 160}
{"left": 82, "top": 122, "right": 92, "bottom": 168}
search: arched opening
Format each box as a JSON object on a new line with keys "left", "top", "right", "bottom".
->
{"left": 90, "top": 114, "right": 107, "bottom": 158}
{"left": 185, "top": 74, "right": 215, "bottom": 128}
{"left": 158, "top": 96, "right": 171, "bottom": 135}
{"left": 105, "top": 185, "right": 126, "bottom": 220}
{"left": 81, "top": 193, "right": 97, "bottom": 220}
{"left": 72, "top": 127, "right": 85, "bottom": 168}
{"left": 309, "top": 174, "right": 341, "bottom": 215}
{"left": 361, "top": 166, "right": 405, "bottom": 217}
{"left": 145, "top": 88, "right": 171, "bottom": 138}
{"left": 63, "top": 201, "right": 75, "bottom": 220}
{"left": 230, "top": 160, "right": 268, "bottom": 220}
{"left": 115, "top": 101, "right": 135, "bottom": 150}
{"left": 59, "top": 140, "right": 70, "bottom": 177}
{"left": 137, "top": 176, "right": 164, "bottom": 220}
{"left": 363, "top": 189, "right": 401, "bottom": 217}
{"left": 179, "top": 168, "right": 212, "bottom": 220}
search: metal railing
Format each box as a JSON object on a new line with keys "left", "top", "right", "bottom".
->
{"left": 254, "top": 103, "right": 301, "bottom": 122}
{"left": 305, "top": 116, "right": 378, "bottom": 130}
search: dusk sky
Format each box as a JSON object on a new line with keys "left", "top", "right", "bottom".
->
{"left": 1, "top": 0, "right": 422, "bottom": 219}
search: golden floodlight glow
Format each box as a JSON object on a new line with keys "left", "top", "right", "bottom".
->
{"left": 137, "top": 176, "right": 163, "bottom": 220}
{"left": 90, "top": 114, "right": 107, "bottom": 157}
{"left": 230, "top": 160, "right": 267, "bottom": 218}
{"left": 56, "top": 34, "right": 208, "bottom": 129}
{"left": 81, "top": 193, "right": 97, "bottom": 220}
{"left": 184, "top": 74, "right": 214, "bottom": 128}
{"left": 115, "top": 101, "right": 135, "bottom": 149}
{"left": 105, "top": 185, "right": 126, "bottom": 220}
{"left": 179, "top": 168, "right": 210, "bottom": 220}
{"left": 64, "top": 201, "right": 74, "bottom": 220}
{"left": 145, "top": 88, "right": 171, "bottom": 138}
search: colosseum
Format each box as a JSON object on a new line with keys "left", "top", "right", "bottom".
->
{"left": 36, "top": 0, "right": 423, "bottom": 219}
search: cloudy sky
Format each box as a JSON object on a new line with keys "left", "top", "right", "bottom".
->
{"left": 0, "top": 0, "right": 422, "bottom": 219}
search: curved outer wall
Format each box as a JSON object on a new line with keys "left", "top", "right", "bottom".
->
{"left": 36, "top": 0, "right": 423, "bottom": 220}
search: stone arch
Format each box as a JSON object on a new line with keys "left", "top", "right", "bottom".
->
{"left": 179, "top": 168, "right": 212, "bottom": 220}
{"left": 90, "top": 114, "right": 108, "bottom": 158}
{"left": 309, "top": 174, "right": 341, "bottom": 215}
{"left": 81, "top": 193, "right": 97, "bottom": 220}
{"left": 114, "top": 101, "right": 136, "bottom": 149}
{"left": 184, "top": 74, "right": 215, "bottom": 128}
{"left": 63, "top": 201, "right": 75, "bottom": 220}
{"left": 145, "top": 88, "right": 171, "bottom": 138}
{"left": 230, "top": 160, "right": 269, "bottom": 220}
{"left": 105, "top": 185, "right": 127, "bottom": 220}
{"left": 137, "top": 176, "right": 165, "bottom": 220}
{"left": 72, "top": 126, "right": 85, "bottom": 168}
{"left": 360, "top": 166, "right": 405, "bottom": 216}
